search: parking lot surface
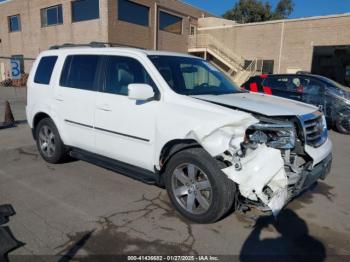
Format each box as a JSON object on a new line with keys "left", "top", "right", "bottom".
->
{"left": 0, "top": 87, "right": 350, "bottom": 260}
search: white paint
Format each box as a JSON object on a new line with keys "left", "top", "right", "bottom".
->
{"left": 128, "top": 84, "right": 155, "bottom": 101}
{"left": 223, "top": 144, "right": 288, "bottom": 216}
{"left": 305, "top": 138, "right": 332, "bottom": 167}
{"left": 193, "top": 92, "right": 317, "bottom": 116}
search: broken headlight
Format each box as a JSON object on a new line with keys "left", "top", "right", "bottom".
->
{"left": 246, "top": 122, "right": 296, "bottom": 149}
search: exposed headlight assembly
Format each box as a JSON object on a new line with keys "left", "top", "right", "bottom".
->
{"left": 247, "top": 122, "right": 296, "bottom": 149}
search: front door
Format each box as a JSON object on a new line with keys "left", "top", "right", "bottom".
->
{"left": 300, "top": 76, "right": 326, "bottom": 112}
{"left": 94, "top": 55, "right": 159, "bottom": 171}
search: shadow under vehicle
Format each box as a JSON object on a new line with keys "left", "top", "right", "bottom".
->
{"left": 242, "top": 74, "right": 350, "bottom": 134}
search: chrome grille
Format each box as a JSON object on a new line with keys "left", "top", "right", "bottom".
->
{"left": 299, "top": 112, "right": 327, "bottom": 148}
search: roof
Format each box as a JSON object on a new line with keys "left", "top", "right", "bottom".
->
{"left": 199, "top": 12, "right": 350, "bottom": 31}
{"left": 40, "top": 47, "right": 199, "bottom": 59}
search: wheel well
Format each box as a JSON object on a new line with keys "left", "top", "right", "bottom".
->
{"left": 32, "top": 112, "right": 51, "bottom": 139}
{"left": 159, "top": 139, "right": 202, "bottom": 172}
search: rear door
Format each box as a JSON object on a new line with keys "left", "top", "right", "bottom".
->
{"left": 54, "top": 54, "right": 101, "bottom": 152}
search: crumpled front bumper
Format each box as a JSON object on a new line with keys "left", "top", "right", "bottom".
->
{"left": 222, "top": 144, "right": 289, "bottom": 216}
{"left": 290, "top": 153, "right": 332, "bottom": 199}
{"left": 222, "top": 141, "right": 333, "bottom": 216}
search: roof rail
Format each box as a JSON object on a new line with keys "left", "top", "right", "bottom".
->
{"left": 49, "top": 42, "right": 106, "bottom": 50}
{"left": 49, "top": 42, "right": 145, "bottom": 50}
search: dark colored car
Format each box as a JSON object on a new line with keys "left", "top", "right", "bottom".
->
{"left": 242, "top": 74, "right": 350, "bottom": 134}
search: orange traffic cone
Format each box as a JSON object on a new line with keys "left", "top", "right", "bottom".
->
{"left": 4, "top": 101, "right": 15, "bottom": 126}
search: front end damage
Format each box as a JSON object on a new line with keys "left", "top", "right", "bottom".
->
{"left": 191, "top": 111, "right": 333, "bottom": 216}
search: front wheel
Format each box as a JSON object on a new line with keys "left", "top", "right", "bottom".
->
{"left": 164, "top": 148, "right": 236, "bottom": 224}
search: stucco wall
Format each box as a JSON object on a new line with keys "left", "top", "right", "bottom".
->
{"left": 108, "top": 0, "right": 209, "bottom": 52}
{"left": 199, "top": 14, "right": 350, "bottom": 74}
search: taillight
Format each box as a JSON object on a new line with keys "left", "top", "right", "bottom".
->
{"left": 260, "top": 74, "right": 268, "bottom": 78}
{"left": 250, "top": 82, "right": 258, "bottom": 92}
{"left": 263, "top": 86, "right": 272, "bottom": 95}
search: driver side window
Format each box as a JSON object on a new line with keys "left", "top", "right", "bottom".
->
{"left": 104, "top": 56, "right": 156, "bottom": 96}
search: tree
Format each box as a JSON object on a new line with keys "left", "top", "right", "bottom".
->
{"left": 223, "top": 0, "right": 294, "bottom": 23}
{"left": 273, "top": 0, "right": 294, "bottom": 19}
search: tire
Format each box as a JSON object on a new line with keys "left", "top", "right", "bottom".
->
{"left": 164, "top": 147, "right": 236, "bottom": 224}
{"left": 335, "top": 116, "right": 350, "bottom": 134}
{"left": 35, "top": 118, "right": 67, "bottom": 164}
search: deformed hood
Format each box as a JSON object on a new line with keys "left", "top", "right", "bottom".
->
{"left": 192, "top": 92, "right": 317, "bottom": 117}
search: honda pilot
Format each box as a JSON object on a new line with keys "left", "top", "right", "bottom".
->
{"left": 26, "top": 46, "right": 333, "bottom": 223}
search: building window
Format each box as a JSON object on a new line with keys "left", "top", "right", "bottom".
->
{"left": 159, "top": 11, "right": 182, "bottom": 35}
{"left": 190, "top": 25, "right": 196, "bottom": 35}
{"left": 71, "top": 0, "right": 99, "bottom": 22}
{"left": 8, "top": 15, "right": 21, "bottom": 32}
{"left": 262, "top": 60, "right": 274, "bottom": 74}
{"left": 118, "top": 0, "right": 149, "bottom": 27}
{"left": 41, "top": 5, "right": 63, "bottom": 27}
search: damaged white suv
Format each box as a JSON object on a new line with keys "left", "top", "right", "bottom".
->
{"left": 27, "top": 46, "right": 333, "bottom": 223}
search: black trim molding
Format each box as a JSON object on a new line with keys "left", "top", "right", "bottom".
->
{"left": 65, "top": 119, "right": 93, "bottom": 129}
{"left": 64, "top": 119, "right": 150, "bottom": 142}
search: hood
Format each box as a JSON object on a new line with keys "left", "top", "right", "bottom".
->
{"left": 192, "top": 92, "right": 317, "bottom": 117}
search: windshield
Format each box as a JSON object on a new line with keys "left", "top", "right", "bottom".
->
{"left": 318, "top": 76, "right": 350, "bottom": 92}
{"left": 148, "top": 55, "right": 243, "bottom": 95}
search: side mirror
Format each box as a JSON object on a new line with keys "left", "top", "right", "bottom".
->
{"left": 128, "top": 84, "right": 155, "bottom": 101}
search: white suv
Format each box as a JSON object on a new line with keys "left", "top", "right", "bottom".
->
{"left": 27, "top": 45, "right": 333, "bottom": 223}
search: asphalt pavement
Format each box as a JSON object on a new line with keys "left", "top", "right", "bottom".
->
{"left": 0, "top": 86, "right": 349, "bottom": 260}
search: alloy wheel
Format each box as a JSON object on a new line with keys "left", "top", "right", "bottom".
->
{"left": 38, "top": 125, "right": 56, "bottom": 158}
{"left": 171, "top": 163, "right": 213, "bottom": 215}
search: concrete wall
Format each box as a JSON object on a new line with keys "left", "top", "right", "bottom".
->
{"left": 0, "top": 0, "right": 109, "bottom": 72}
{"left": 0, "top": 0, "right": 211, "bottom": 74}
{"left": 198, "top": 14, "right": 350, "bottom": 74}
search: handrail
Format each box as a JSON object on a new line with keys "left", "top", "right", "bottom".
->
{"left": 188, "top": 34, "right": 260, "bottom": 85}
{"left": 188, "top": 34, "right": 245, "bottom": 68}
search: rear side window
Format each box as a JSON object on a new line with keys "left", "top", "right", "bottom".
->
{"left": 60, "top": 55, "right": 100, "bottom": 90}
{"left": 34, "top": 56, "right": 58, "bottom": 85}
{"left": 263, "top": 76, "right": 289, "bottom": 90}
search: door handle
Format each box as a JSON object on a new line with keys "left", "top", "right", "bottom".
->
{"left": 97, "top": 104, "right": 112, "bottom": 112}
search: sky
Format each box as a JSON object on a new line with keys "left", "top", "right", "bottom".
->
{"left": 184, "top": 0, "right": 350, "bottom": 18}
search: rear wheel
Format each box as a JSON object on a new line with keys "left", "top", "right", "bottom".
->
{"left": 165, "top": 148, "right": 236, "bottom": 223}
{"left": 335, "top": 116, "right": 350, "bottom": 134}
{"left": 35, "top": 118, "right": 67, "bottom": 163}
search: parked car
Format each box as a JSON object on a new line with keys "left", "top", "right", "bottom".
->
{"left": 26, "top": 46, "right": 332, "bottom": 223}
{"left": 242, "top": 74, "right": 350, "bottom": 134}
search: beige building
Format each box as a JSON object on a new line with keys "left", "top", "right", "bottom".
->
{"left": 0, "top": 0, "right": 210, "bottom": 79}
{"left": 1, "top": 0, "right": 350, "bottom": 85}
{"left": 189, "top": 14, "right": 350, "bottom": 85}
